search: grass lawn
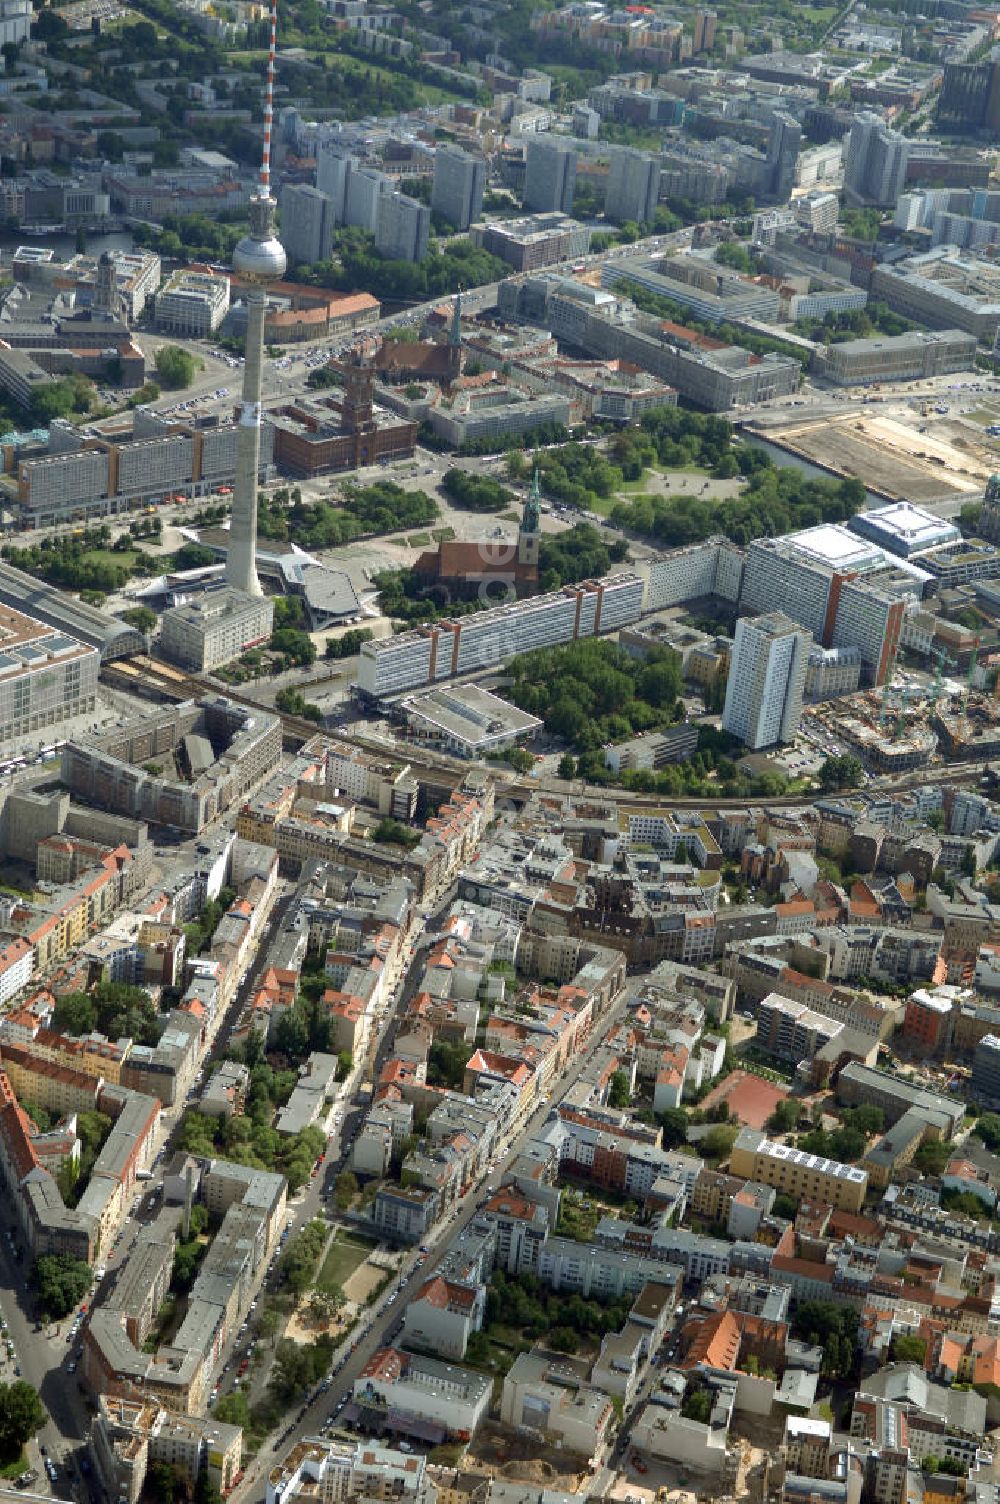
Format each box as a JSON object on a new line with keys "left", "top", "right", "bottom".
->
{"left": 432, "top": 526, "right": 456, "bottom": 542}
{"left": 0, "top": 1451, "right": 27, "bottom": 1480}
{"left": 617, "top": 461, "right": 707, "bottom": 494}
{"left": 317, "top": 1233, "right": 374, "bottom": 1293}
{"left": 81, "top": 547, "right": 139, "bottom": 571}
{"left": 407, "top": 533, "right": 432, "bottom": 547}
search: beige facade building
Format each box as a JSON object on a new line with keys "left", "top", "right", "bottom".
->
{"left": 730, "top": 1127, "right": 868, "bottom": 1212}
{"left": 814, "top": 327, "right": 977, "bottom": 385}
{"left": 92, "top": 1395, "right": 242, "bottom": 1504}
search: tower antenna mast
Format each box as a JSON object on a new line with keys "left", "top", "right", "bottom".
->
{"left": 225, "top": 0, "right": 286, "bottom": 600}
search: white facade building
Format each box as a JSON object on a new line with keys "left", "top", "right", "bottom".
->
{"left": 160, "top": 587, "right": 274, "bottom": 671}
{"left": 154, "top": 270, "right": 230, "bottom": 337}
{"left": 356, "top": 574, "right": 644, "bottom": 698}
{"left": 722, "top": 612, "right": 810, "bottom": 750}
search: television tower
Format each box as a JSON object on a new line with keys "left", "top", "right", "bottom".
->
{"left": 226, "top": 0, "right": 285, "bottom": 598}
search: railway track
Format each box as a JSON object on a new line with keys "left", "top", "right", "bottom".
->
{"left": 102, "top": 656, "right": 993, "bottom": 813}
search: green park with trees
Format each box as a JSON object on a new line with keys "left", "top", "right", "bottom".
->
{"left": 505, "top": 639, "right": 684, "bottom": 752}
{"left": 178, "top": 1107, "right": 325, "bottom": 1196}
{"left": 1, "top": 527, "right": 217, "bottom": 599}
{"left": 257, "top": 481, "right": 437, "bottom": 549}
{"left": 291, "top": 226, "right": 509, "bottom": 303}
{"left": 52, "top": 981, "right": 164, "bottom": 1048}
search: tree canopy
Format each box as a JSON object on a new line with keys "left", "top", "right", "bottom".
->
{"left": 52, "top": 982, "right": 164, "bottom": 1048}
{"left": 506, "top": 638, "right": 684, "bottom": 752}
{"left": 179, "top": 1108, "right": 325, "bottom": 1195}
{"left": 975, "top": 1113, "right": 1000, "bottom": 1152}
{"left": 820, "top": 754, "right": 865, "bottom": 791}
{"left": 155, "top": 345, "right": 197, "bottom": 389}
{"left": 32, "top": 1253, "right": 91, "bottom": 1319}
{"left": 293, "top": 227, "right": 509, "bottom": 302}
{"left": 0, "top": 1382, "right": 45, "bottom": 1459}
{"left": 441, "top": 468, "right": 514, "bottom": 513}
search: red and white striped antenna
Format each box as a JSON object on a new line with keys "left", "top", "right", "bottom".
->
{"left": 260, "top": 0, "right": 278, "bottom": 197}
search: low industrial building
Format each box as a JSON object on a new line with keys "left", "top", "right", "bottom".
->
{"left": 400, "top": 684, "right": 542, "bottom": 758}
{"left": 848, "top": 501, "right": 961, "bottom": 559}
{"left": 160, "top": 587, "right": 275, "bottom": 672}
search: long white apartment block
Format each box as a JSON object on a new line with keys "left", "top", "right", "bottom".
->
{"left": 646, "top": 538, "right": 744, "bottom": 611}
{"left": 356, "top": 574, "right": 644, "bottom": 698}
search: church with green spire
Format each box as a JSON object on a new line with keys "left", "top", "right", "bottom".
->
{"left": 519, "top": 465, "right": 542, "bottom": 575}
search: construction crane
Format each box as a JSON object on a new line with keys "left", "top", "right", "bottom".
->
{"left": 894, "top": 682, "right": 910, "bottom": 739}
{"left": 962, "top": 641, "right": 980, "bottom": 717}
{"left": 930, "top": 646, "right": 958, "bottom": 711}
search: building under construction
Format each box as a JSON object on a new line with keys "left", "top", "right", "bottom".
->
{"left": 934, "top": 701, "right": 1000, "bottom": 760}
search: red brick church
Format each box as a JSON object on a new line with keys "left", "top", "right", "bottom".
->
{"left": 413, "top": 471, "right": 542, "bottom": 603}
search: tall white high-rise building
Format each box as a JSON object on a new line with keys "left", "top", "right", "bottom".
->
{"left": 431, "top": 144, "right": 486, "bottom": 232}
{"left": 722, "top": 612, "right": 811, "bottom": 750}
{"left": 346, "top": 167, "right": 390, "bottom": 232}
{"left": 226, "top": 0, "right": 286, "bottom": 600}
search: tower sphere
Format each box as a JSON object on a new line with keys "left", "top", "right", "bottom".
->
{"left": 233, "top": 231, "right": 287, "bottom": 283}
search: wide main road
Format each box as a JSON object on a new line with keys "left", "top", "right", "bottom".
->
{"left": 230, "top": 982, "right": 637, "bottom": 1504}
